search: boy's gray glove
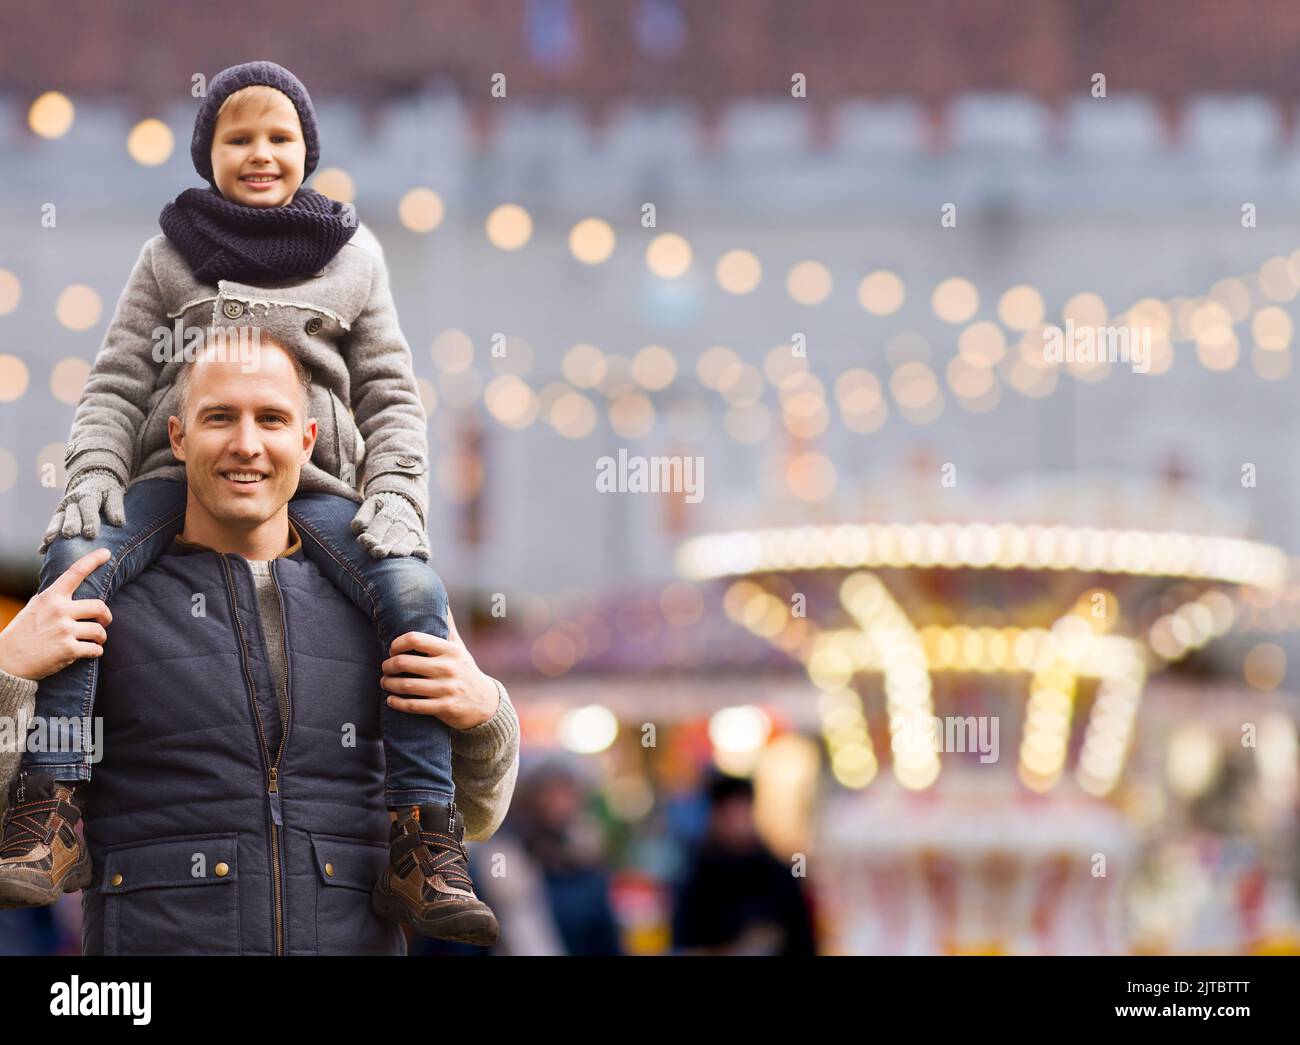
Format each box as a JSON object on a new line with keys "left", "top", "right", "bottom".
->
{"left": 351, "top": 492, "right": 430, "bottom": 561}
{"left": 39, "top": 468, "right": 127, "bottom": 554}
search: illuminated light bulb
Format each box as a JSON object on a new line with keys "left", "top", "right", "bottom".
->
{"left": 557, "top": 704, "right": 618, "bottom": 753}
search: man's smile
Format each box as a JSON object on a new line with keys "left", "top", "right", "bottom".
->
{"left": 221, "top": 469, "right": 270, "bottom": 486}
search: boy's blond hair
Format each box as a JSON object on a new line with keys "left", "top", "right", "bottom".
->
{"left": 215, "top": 84, "right": 300, "bottom": 128}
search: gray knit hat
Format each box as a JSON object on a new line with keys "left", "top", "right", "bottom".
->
{"left": 191, "top": 60, "right": 321, "bottom": 188}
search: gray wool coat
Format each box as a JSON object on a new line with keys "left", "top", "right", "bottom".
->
{"left": 63, "top": 223, "right": 430, "bottom": 522}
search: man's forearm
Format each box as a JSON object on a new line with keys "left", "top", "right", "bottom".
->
{"left": 450, "top": 677, "right": 520, "bottom": 842}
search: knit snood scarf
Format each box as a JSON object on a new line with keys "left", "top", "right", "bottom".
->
{"left": 159, "top": 186, "right": 358, "bottom": 284}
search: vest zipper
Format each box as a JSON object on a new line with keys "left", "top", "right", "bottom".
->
{"left": 220, "top": 554, "right": 286, "bottom": 956}
{"left": 267, "top": 562, "right": 295, "bottom": 952}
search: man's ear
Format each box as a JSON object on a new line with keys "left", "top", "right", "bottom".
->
{"left": 167, "top": 415, "right": 186, "bottom": 462}
{"left": 301, "top": 417, "right": 317, "bottom": 463}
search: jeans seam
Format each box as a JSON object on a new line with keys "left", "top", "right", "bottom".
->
{"left": 286, "top": 506, "right": 384, "bottom": 620}
{"left": 79, "top": 506, "right": 187, "bottom": 723}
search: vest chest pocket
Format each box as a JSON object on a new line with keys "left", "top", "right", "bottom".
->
{"left": 309, "top": 832, "right": 404, "bottom": 955}
{"left": 101, "top": 833, "right": 241, "bottom": 956}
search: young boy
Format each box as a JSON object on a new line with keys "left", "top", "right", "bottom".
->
{"left": 0, "top": 61, "right": 499, "bottom": 946}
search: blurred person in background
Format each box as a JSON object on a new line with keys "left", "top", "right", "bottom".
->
{"left": 671, "top": 772, "right": 817, "bottom": 956}
{"left": 473, "top": 752, "right": 622, "bottom": 955}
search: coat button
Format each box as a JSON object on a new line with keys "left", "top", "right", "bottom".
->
{"left": 223, "top": 300, "right": 244, "bottom": 320}
{"left": 214, "top": 862, "right": 230, "bottom": 877}
{"left": 324, "top": 863, "right": 335, "bottom": 877}
{"left": 305, "top": 316, "right": 323, "bottom": 335}
{"left": 110, "top": 873, "right": 123, "bottom": 887}
{"left": 396, "top": 456, "right": 417, "bottom": 469}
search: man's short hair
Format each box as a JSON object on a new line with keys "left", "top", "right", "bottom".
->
{"left": 173, "top": 330, "right": 312, "bottom": 427}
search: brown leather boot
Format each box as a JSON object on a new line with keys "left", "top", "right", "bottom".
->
{"left": 371, "top": 796, "right": 500, "bottom": 946}
{"left": 0, "top": 770, "right": 92, "bottom": 909}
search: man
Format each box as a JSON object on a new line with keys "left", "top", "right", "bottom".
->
{"left": 0, "top": 338, "right": 519, "bottom": 954}
{"left": 671, "top": 773, "right": 817, "bottom": 956}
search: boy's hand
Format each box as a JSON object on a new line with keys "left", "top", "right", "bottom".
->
{"left": 351, "top": 493, "right": 429, "bottom": 560}
{"left": 39, "top": 469, "right": 126, "bottom": 554}
{"left": 0, "top": 548, "right": 113, "bottom": 681}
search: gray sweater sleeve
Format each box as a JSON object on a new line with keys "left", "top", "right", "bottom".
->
{"left": 345, "top": 240, "right": 432, "bottom": 524}
{"left": 63, "top": 238, "right": 166, "bottom": 486}
{"left": 450, "top": 677, "right": 520, "bottom": 842}
{"left": 0, "top": 669, "right": 38, "bottom": 821}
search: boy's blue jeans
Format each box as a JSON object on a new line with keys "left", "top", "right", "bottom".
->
{"left": 21, "top": 477, "right": 454, "bottom": 807}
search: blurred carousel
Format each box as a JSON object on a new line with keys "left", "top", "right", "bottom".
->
{"left": 675, "top": 469, "right": 1300, "bottom": 953}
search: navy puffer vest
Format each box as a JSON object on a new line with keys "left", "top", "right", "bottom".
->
{"left": 79, "top": 539, "right": 405, "bottom": 955}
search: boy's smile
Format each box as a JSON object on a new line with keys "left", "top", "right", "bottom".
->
{"left": 210, "top": 87, "right": 306, "bottom": 208}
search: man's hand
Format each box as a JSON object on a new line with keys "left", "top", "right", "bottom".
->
{"left": 0, "top": 548, "right": 113, "bottom": 681}
{"left": 380, "top": 608, "right": 499, "bottom": 730}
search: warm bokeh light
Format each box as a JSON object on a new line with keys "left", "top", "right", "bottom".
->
{"left": 1244, "top": 642, "right": 1286, "bottom": 691}
{"left": 997, "top": 284, "right": 1045, "bottom": 330}
{"left": 715, "top": 249, "right": 762, "bottom": 294}
{"left": 55, "top": 285, "right": 102, "bottom": 331}
{"left": 957, "top": 321, "right": 1006, "bottom": 367}
{"left": 29, "top": 91, "right": 74, "bottom": 138}
{"left": 763, "top": 344, "right": 807, "bottom": 386}
{"left": 0, "top": 355, "right": 30, "bottom": 402}
{"left": 786, "top": 260, "right": 832, "bottom": 305}
{"left": 609, "top": 392, "right": 655, "bottom": 438}
{"left": 557, "top": 705, "right": 618, "bottom": 754}
{"left": 562, "top": 343, "right": 607, "bottom": 388}
{"left": 696, "top": 345, "right": 742, "bottom": 390}
{"left": 484, "top": 374, "right": 538, "bottom": 428}
{"left": 645, "top": 232, "right": 692, "bottom": 278}
{"left": 857, "top": 270, "right": 905, "bottom": 316}
{"left": 632, "top": 344, "right": 677, "bottom": 390}
{"left": 569, "top": 217, "right": 616, "bottom": 264}
{"left": 548, "top": 390, "right": 598, "bottom": 439}
{"left": 486, "top": 203, "right": 533, "bottom": 250}
{"left": 931, "top": 277, "right": 979, "bottom": 324}
{"left": 398, "top": 188, "right": 445, "bottom": 233}
{"left": 431, "top": 328, "right": 474, "bottom": 373}
{"left": 1253, "top": 306, "right": 1292, "bottom": 351}
{"left": 0, "top": 270, "right": 21, "bottom": 315}
{"left": 127, "top": 119, "right": 174, "bottom": 166}
{"left": 50, "top": 357, "right": 91, "bottom": 404}
{"left": 786, "top": 451, "right": 837, "bottom": 501}
{"left": 1062, "top": 291, "right": 1108, "bottom": 328}
{"left": 311, "top": 167, "right": 356, "bottom": 204}
{"left": 890, "top": 360, "right": 939, "bottom": 409}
